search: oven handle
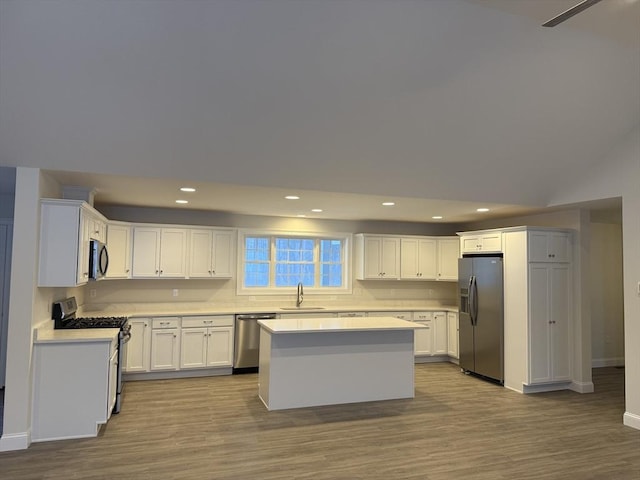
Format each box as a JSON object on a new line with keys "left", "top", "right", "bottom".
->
{"left": 121, "top": 331, "right": 132, "bottom": 345}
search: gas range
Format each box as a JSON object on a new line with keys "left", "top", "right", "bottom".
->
{"left": 56, "top": 315, "right": 129, "bottom": 330}
{"left": 52, "top": 297, "right": 129, "bottom": 331}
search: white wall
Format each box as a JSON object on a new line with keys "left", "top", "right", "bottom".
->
{"left": 549, "top": 125, "right": 640, "bottom": 429}
{"left": 590, "top": 222, "right": 624, "bottom": 367}
{"left": 0, "top": 168, "right": 65, "bottom": 451}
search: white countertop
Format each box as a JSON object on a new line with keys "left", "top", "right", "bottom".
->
{"left": 81, "top": 304, "right": 458, "bottom": 318}
{"left": 34, "top": 326, "right": 119, "bottom": 344}
{"left": 257, "top": 316, "right": 424, "bottom": 334}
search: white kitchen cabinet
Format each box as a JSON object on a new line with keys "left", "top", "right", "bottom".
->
{"left": 180, "top": 316, "right": 234, "bottom": 368}
{"left": 279, "top": 312, "right": 338, "bottom": 319}
{"left": 437, "top": 237, "right": 459, "bottom": 281}
{"left": 132, "top": 227, "right": 187, "bottom": 278}
{"left": 528, "top": 231, "right": 571, "bottom": 263}
{"left": 528, "top": 263, "right": 571, "bottom": 384}
{"left": 502, "top": 227, "right": 574, "bottom": 393}
{"left": 367, "top": 311, "right": 413, "bottom": 320}
{"left": 433, "top": 312, "right": 448, "bottom": 355}
{"left": 32, "top": 335, "right": 118, "bottom": 441}
{"left": 124, "top": 318, "right": 151, "bottom": 372}
{"left": 188, "top": 228, "right": 234, "bottom": 278}
{"left": 355, "top": 235, "right": 401, "bottom": 280}
{"left": 105, "top": 222, "right": 132, "bottom": 279}
{"left": 400, "top": 237, "right": 437, "bottom": 280}
{"left": 88, "top": 215, "right": 106, "bottom": 242}
{"left": 38, "top": 199, "right": 108, "bottom": 287}
{"left": 150, "top": 317, "right": 181, "bottom": 371}
{"left": 460, "top": 232, "right": 502, "bottom": 254}
{"left": 447, "top": 312, "right": 459, "bottom": 359}
{"left": 412, "top": 312, "right": 433, "bottom": 355}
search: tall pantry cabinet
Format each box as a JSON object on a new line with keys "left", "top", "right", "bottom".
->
{"left": 502, "top": 227, "right": 573, "bottom": 393}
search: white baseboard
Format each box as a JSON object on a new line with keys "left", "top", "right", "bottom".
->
{"left": 522, "top": 382, "right": 572, "bottom": 394}
{"left": 623, "top": 412, "right": 640, "bottom": 430}
{"left": 592, "top": 357, "right": 624, "bottom": 368}
{"left": 0, "top": 431, "right": 31, "bottom": 451}
{"left": 570, "top": 381, "right": 595, "bottom": 393}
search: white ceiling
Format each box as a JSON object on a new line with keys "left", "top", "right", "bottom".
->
{"left": 1, "top": 0, "right": 638, "bottom": 223}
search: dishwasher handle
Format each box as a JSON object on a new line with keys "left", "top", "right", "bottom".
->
{"left": 235, "top": 314, "right": 277, "bottom": 320}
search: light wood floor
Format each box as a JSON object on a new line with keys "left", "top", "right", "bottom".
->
{"left": 1, "top": 364, "right": 638, "bottom": 479}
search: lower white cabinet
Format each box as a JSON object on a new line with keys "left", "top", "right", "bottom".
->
{"left": 32, "top": 336, "right": 118, "bottom": 441}
{"left": 367, "top": 311, "right": 413, "bottom": 320}
{"left": 433, "top": 312, "right": 448, "bottom": 355}
{"left": 124, "top": 318, "right": 151, "bottom": 372}
{"left": 150, "top": 317, "right": 181, "bottom": 371}
{"left": 413, "top": 312, "right": 433, "bottom": 355}
{"left": 180, "top": 316, "right": 234, "bottom": 368}
{"left": 528, "top": 263, "right": 571, "bottom": 384}
{"left": 413, "top": 311, "right": 449, "bottom": 357}
{"left": 447, "top": 312, "right": 459, "bottom": 359}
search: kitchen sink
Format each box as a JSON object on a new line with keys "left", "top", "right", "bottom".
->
{"left": 280, "top": 307, "right": 326, "bottom": 310}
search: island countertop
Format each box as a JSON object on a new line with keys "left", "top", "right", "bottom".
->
{"left": 257, "top": 316, "right": 423, "bottom": 334}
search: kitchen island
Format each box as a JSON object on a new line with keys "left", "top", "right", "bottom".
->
{"left": 257, "top": 317, "right": 420, "bottom": 410}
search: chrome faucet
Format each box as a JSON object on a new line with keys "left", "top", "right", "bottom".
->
{"left": 296, "top": 282, "right": 304, "bottom": 307}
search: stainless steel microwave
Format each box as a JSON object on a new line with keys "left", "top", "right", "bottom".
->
{"left": 89, "top": 239, "right": 109, "bottom": 280}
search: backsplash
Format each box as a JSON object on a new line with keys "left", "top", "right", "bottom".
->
{"left": 81, "top": 278, "right": 457, "bottom": 312}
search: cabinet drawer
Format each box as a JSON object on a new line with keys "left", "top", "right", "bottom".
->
{"left": 152, "top": 317, "right": 181, "bottom": 329}
{"left": 336, "top": 312, "right": 366, "bottom": 318}
{"left": 182, "top": 315, "right": 234, "bottom": 328}
{"left": 414, "top": 311, "right": 435, "bottom": 321}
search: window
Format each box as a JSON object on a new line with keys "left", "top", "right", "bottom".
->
{"left": 239, "top": 231, "right": 351, "bottom": 294}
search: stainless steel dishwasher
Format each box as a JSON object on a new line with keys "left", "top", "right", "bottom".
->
{"left": 233, "top": 313, "right": 277, "bottom": 373}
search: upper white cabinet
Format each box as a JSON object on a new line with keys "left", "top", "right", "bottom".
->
{"left": 355, "top": 235, "right": 401, "bottom": 280}
{"left": 528, "top": 231, "right": 571, "bottom": 263}
{"left": 188, "top": 229, "right": 234, "bottom": 278}
{"left": 400, "top": 237, "right": 437, "bottom": 280}
{"left": 38, "top": 199, "right": 108, "bottom": 287}
{"left": 460, "top": 231, "right": 502, "bottom": 254}
{"left": 105, "top": 222, "right": 132, "bottom": 279}
{"left": 132, "top": 227, "right": 187, "bottom": 278}
{"left": 436, "top": 237, "right": 459, "bottom": 281}
{"left": 357, "top": 234, "right": 460, "bottom": 282}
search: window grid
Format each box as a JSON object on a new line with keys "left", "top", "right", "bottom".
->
{"left": 242, "top": 235, "right": 344, "bottom": 290}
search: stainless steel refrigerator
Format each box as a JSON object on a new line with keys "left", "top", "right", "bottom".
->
{"left": 458, "top": 255, "right": 504, "bottom": 384}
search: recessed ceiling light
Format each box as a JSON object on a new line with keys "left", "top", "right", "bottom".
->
{"left": 180, "top": 187, "right": 196, "bottom": 192}
{"left": 477, "top": 208, "right": 490, "bottom": 212}
{"left": 432, "top": 216, "right": 443, "bottom": 220}
{"left": 382, "top": 202, "right": 395, "bottom": 206}
{"left": 175, "top": 199, "right": 189, "bottom": 204}
{"left": 285, "top": 195, "right": 300, "bottom": 200}
{"left": 311, "top": 209, "right": 323, "bottom": 213}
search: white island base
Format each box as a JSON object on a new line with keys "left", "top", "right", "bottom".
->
{"left": 257, "top": 317, "right": 417, "bottom": 411}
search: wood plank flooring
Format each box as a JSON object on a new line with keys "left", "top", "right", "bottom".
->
{"left": 1, "top": 364, "right": 638, "bottom": 479}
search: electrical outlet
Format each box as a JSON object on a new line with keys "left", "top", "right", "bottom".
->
{"left": 89, "top": 289, "right": 96, "bottom": 298}
{"left": 172, "top": 289, "right": 179, "bottom": 297}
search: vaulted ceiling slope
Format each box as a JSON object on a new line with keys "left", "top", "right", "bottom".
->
{"left": 0, "top": 0, "right": 638, "bottom": 210}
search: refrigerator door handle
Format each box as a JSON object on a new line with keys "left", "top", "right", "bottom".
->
{"left": 471, "top": 275, "right": 479, "bottom": 326}
{"left": 468, "top": 275, "right": 475, "bottom": 325}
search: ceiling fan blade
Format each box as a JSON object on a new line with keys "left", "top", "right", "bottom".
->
{"left": 542, "top": 0, "right": 603, "bottom": 27}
